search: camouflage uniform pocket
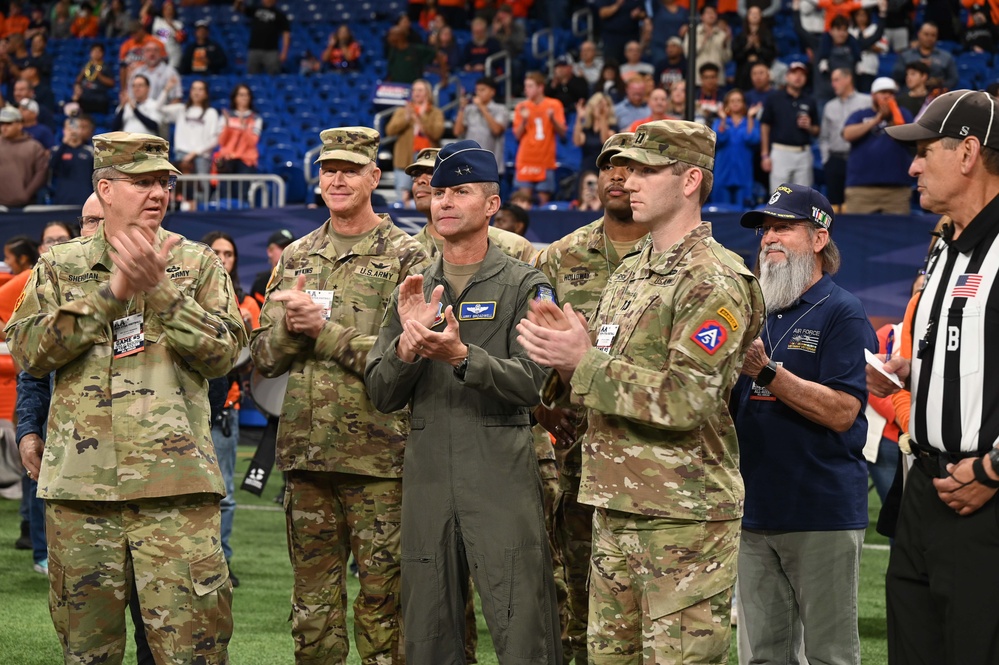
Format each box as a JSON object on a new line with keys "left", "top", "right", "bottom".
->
{"left": 400, "top": 552, "right": 441, "bottom": 642}
{"left": 47, "top": 556, "right": 69, "bottom": 649}
{"left": 187, "top": 546, "right": 233, "bottom": 659}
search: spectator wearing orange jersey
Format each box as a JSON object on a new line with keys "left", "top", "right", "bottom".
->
{"left": 817, "top": 0, "right": 864, "bottom": 30}
{"left": 2, "top": 1, "right": 30, "bottom": 38}
{"left": 70, "top": 3, "right": 100, "bottom": 38}
{"left": 118, "top": 20, "right": 167, "bottom": 88}
{"left": 513, "top": 71, "right": 566, "bottom": 205}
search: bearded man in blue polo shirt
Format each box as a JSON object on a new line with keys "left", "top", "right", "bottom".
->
{"left": 731, "top": 183, "right": 877, "bottom": 665}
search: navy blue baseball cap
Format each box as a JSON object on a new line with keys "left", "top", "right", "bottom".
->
{"left": 430, "top": 140, "right": 499, "bottom": 187}
{"left": 739, "top": 183, "right": 834, "bottom": 230}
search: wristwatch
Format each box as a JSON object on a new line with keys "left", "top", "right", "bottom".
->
{"left": 454, "top": 356, "right": 469, "bottom": 380}
{"left": 755, "top": 360, "right": 778, "bottom": 388}
{"left": 973, "top": 448, "right": 999, "bottom": 489}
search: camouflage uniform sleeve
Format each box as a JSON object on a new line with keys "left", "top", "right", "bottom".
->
{"left": 249, "top": 257, "right": 313, "bottom": 378}
{"left": 312, "top": 249, "right": 432, "bottom": 378}
{"left": 6, "top": 258, "right": 128, "bottom": 378}
{"left": 459, "top": 274, "right": 551, "bottom": 407}
{"left": 363, "top": 287, "right": 428, "bottom": 414}
{"left": 145, "top": 245, "right": 248, "bottom": 379}
{"left": 570, "top": 273, "right": 758, "bottom": 430}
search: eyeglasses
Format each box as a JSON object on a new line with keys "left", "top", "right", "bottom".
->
{"left": 755, "top": 222, "right": 806, "bottom": 237}
{"left": 104, "top": 176, "right": 178, "bottom": 192}
{"left": 77, "top": 215, "right": 103, "bottom": 229}
{"left": 40, "top": 236, "right": 71, "bottom": 249}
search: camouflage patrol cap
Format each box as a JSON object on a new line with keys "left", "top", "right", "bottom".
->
{"left": 610, "top": 120, "right": 716, "bottom": 171}
{"left": 405, "top": 147, "right": 440, "bottom": 176}
{"left": 315, "top": 126, "right": 380, "bottom": 165}
{"left": 596, "top": 132, "right": 634, "bottom": 168}
{"left": 92, "top": 131, "right": 181, "bottom": 174}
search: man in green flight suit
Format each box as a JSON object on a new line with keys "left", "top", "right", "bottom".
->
{"left": 518, "top": 120, "right": 766, "bottom": 664}
{"left": 7, "top": 131, "right": 247, "bottom": 665}
{"left": 365, "top": 139, "right": 562, "bottom": 664}
{"left": 250, "top": 126, "right": 430, "bottom": 664}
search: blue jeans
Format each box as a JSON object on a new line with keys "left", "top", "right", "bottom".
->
{"left": 26, "top": 474, "right": 46, "bottom": 563}
{"left": 868, "top": 436, "right": 900, "bottom": 504}
{"left": 211, "top": 409, "right": 239, "bottom": 561}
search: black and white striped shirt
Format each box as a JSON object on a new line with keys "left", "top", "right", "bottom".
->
{"left": 910, "top": 195, "right": 999, "bottom": 454}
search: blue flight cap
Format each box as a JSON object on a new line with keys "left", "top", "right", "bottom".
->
{"left": 430, "top": 140, "right": 499, "bottom": 187}
{"left": 740, "top": 182, "right": 834, "bottom": 230}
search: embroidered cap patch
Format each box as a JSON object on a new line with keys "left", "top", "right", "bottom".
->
{"left": 691, "top": 320, "right": 727, "bottom": 355}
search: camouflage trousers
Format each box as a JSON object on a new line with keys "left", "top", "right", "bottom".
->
{"left": 45, "top": 494, "right": 232, "bottom": 665}
{"left": 554, "top": 475, "right": 595, "bottom": 665}
{"left": 588, "top": 509, "right": 739, "bottom": 665}
{"left": 539, "top": 458, "right": 571, "bottom": 665}
{"left": 284, "top": 471, "right": 403, "bottom": 665}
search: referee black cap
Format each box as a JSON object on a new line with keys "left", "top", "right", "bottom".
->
{"left": 886, "top": 89, "right": 999, "bottom": 148}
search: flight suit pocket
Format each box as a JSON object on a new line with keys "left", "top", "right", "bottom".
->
{"left": 493, "top": 546, "right": 548, "bottom": 659}
{"left": 186, "top": 546, "right": 232, "bottom": 658}
{"left": 401, "top": 551, "right": 442, "bottom": 641}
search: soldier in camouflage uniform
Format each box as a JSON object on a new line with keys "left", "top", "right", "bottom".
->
{"left": 365, "top": 140, "right": 562, "bottom": 664}
{"left": 250, "top": 127, "right": 430, "bottom": 665}
{"left": 8, "top": 131, "right": 246, "bottom": 665}
{"left": 406, "top": 146, "right": 560, "bottom": 664}
{"left": 518, "top": 120, "right": 765, "bottom": 664}
{"left": 532, "top": 132, "right": 648, "bottom": 665}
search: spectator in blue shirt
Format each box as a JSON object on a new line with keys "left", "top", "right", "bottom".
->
{"left": 597, "top": 0, "right": 649, "bottom": 64}
{"left": 650, "top": 0, "right": 689, "bottom": 59}
{"left": 712, "top": 89, "right": 761, "bottom": 207}
{"left": 891, "top": 22, "right": 958, "bottom": 91}
{"left": 840, "top": 76, "right": 914, "bottom": 214}
{"left": 462, "top": 17, "right": 502, "bottom": 73}
{"left": 613, "top": 78, "right": 650, "bottom": 130}
{"left": 18, "top": 99, "right": 53, "bottom": 149}
{"left": 49, "top": 116, "right": 96, "bottom": 206}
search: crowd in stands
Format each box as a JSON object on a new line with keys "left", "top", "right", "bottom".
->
{"left": 0, "top": 0, "right": 996, "bottom": 211}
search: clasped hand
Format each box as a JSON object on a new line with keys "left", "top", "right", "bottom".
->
{"left": 395, "top": 275, "right": 467, "bottom": 365}
{"left": 108, "top": 229, "right": 180, "bottom": 301}
{"left": 271, "top": 275, "right": 326, "bottom": 338}
{"left": 516, "top": 299, "right": 590, "bottom": 383}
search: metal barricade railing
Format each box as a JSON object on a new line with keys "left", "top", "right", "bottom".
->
{"left": 485, "top": 50, "right": 512, "bottom": 103}
{"left": 571, "top": 8, "right": 593, "bottom": 43}
{"left": 169, "top": 174, "right": 287, "bottom": 211}
{"left": 531, "top": 29, "right": 554, "bottom": 79}
{"left": 304, "top": 143, "right": 323, "bottom": 191}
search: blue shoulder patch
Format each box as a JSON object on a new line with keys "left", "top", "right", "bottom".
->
{"left": 535, "top": 285, "right": 556, "bottom": 303}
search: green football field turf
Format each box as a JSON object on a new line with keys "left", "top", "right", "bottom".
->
{"left": 1, "top": 448, "right": 891, "bottom": 664}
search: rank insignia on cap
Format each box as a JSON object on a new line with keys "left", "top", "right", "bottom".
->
{"left": 691, "top": 320, "right": 727, "bottom": 354}
{"left": 535, "top": 285, "right": 556, "bottom": 303}
{"left": 432, "top": 302, "right": 445, "bottom": 327}
{"left": 459, "top": 302, "right": 496, "bottom": 320}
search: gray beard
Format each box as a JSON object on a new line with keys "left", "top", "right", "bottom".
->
{"left": 758, "top": 243, "right": 815, "bottom": 314}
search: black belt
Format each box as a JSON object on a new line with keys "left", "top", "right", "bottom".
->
{"left": 909, "top": 440, "right": 980, "bottom": 479}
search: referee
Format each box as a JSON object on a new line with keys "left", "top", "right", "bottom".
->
{"left": 869, "top": 89, "right": 999, "bottom": 664}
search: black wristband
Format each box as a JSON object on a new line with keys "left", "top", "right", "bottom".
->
{"left": 972, "top": 457, "right": 999, "bottom": 488}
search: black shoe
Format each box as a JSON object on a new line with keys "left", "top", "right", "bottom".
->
{"left": 229, "top": 571, "right": 240, "bottom": 588}
{"left": 15, "top": 520, "right": 31, "bottom": 550}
